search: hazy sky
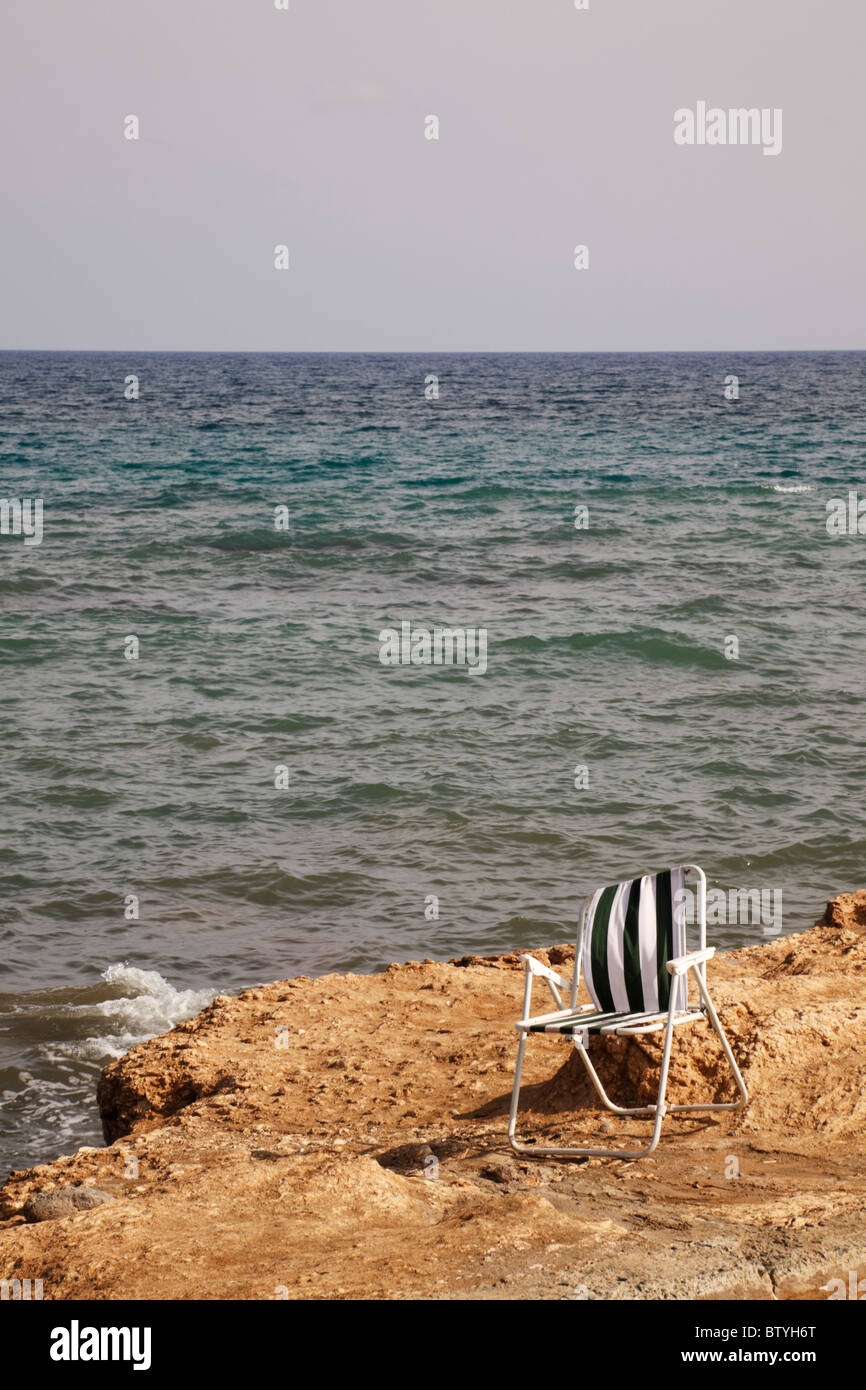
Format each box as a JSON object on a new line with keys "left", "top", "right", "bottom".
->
{"left": 1, "top": 0, "right": 864, "bottom": 351}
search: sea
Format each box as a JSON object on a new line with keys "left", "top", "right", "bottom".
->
{"left": 1, "top": 350, "right": 865, "bottom": 1176}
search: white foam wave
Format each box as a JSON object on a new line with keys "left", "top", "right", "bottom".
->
{"left": 769, "top": 483, "right": 816, "bottom": 493}
{"left": 2, "top": 966, "right": 215, "bottom": 1174}
{"left": 68, "top": 964, "right": 213, "bottom": 1061}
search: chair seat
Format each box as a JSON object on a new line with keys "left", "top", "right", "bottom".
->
{"left": 521, "top": 1007, "right": 704, "bottom": 1036}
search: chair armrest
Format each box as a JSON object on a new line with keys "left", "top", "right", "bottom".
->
{"left": 520, "top": 954, "right": 572, "bottom": 991}
{"left": 666, "top": 947, "right": 715, "bottom": 977}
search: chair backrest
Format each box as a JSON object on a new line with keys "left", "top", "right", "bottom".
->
{"left": 580, "top": 867, "right": 688, "bottom": 1015}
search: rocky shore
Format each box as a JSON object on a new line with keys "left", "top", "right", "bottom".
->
{"left": 2, "top": 893, "right": 866, "bottom": 1301}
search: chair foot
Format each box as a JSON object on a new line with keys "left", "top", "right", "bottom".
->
{"left": 508, "top": 1128, "right": 662, "bottom": 1161}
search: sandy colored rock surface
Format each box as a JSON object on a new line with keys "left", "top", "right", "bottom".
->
{"left": 2, "top": 894, "right": 866, "bottom": 1301}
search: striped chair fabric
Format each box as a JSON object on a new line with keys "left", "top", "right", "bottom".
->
{"left": 530, "top": 867, "right": 688, "bottom": 1034}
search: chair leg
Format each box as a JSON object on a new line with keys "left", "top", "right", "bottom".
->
{"left": 667, "top": 972, "right": 749, "bottom": 1113}
{"left": 507, "top": 1033, "right": 528, "bottom": 1147}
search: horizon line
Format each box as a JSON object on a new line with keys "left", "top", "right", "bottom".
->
{"left": 2, "top": 347, "right": 865, "bottom": 356}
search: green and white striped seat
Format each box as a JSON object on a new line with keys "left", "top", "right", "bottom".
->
{"left": 508, "top": 863, "right": 750, "bottom": 1160}
{"left": 529, "top": 867, "right": 688, "bottom": 1034}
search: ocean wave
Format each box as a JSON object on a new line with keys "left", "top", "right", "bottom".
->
{"left": 0, "top": 573, "right": 57, "bottom": 595}
{"left": 200, "top": 532, "right": 295, "bottom": 553}
{"left": 69, "top": 963, "right": 212, "bottom": 1059}
{"left": 0, "top": 965, "right": 213, "bottom": 1173}
{"left": 0, "top": 964, "right": 211, "bottom": 1058}
{"left": 499, "top": 629, "right": 727, "bottom": 668}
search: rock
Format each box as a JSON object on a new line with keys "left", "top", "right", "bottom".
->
{"left": 479, "top": 1159, "right": 525, "bottom": 1184}
{"left": 22, "top": 1186, "right": 117, "bottom": 1223}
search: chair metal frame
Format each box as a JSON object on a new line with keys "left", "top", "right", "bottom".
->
{"left": 507, "top": 864, "right": 749, "bottom": 1159}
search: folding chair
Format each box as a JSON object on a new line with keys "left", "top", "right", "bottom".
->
{"left": 508, "top": 864, "right": 749, "bottom": 1159}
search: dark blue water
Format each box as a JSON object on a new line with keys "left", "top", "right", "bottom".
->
{"left": 2, "top": 350, "right": 865, "bottom": 1173}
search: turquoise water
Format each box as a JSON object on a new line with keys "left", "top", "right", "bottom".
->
{"left": 1, "top": 350, "right": 865, "bottom": 1173}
